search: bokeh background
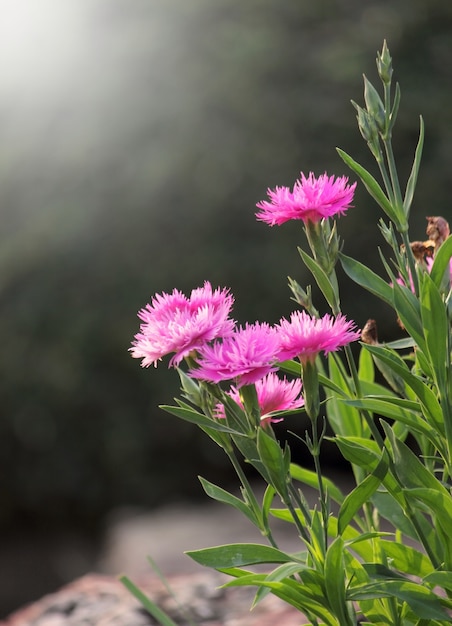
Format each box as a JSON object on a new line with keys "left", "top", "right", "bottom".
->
{"left": 0, "top": 0, "right": 451, "bottom": 616}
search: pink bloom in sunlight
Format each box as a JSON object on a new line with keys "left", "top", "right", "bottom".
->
{"left": 277, "top": 310, "right": 361, "bottom": 364}
{"left": 256, "top": 172, "right": 356, "bottom": 226}
{"left": 190, "top": 322, "right": 280, "bottom": 388}
{"left": 130, "top": 282, "right": 235, "bottom": 367}
{"left": 215, "top": 373, "right": 304, "bottom": 423}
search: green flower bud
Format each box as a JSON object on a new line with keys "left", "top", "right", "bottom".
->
{"left": 376, "top": 40, "right": 393, "bottom": 85}
{"left": 352, "top": 100, "right": 378, "bottom": 143}
{"left": 363, "top": 75, "right": 386, "bottom": 132}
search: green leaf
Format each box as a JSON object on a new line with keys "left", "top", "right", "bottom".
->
{"left": 186, "top": 543, "right": 294, "bottom": 568}
{"left": 222, "top": 574, "right": 339, "bottom": 625}
{"left": 324, "top": 537, "right": 350, "bottom": 624}
{"left": 339, "top": 252, "right": 394, "bottom": 306}
{"left": 424, "top": 571, "right": 452, "bottom": 593}
{"left": 298, "top": 247, "right": 338, "bottom": 310}
{"left": 326, "top": 353, "right": 367, "bottom": 438}
{"left": 392, "top": 280, "right": 426, "bottom": 353}
{"left": 348, "top": 579, "right": 450, "bottom": 621}
{"left": 198, "top": 477, "right": 259, "bottom": 526}
{"left": 362, "top": 344, "right": 444, "bottom": 434}
{"left": 160, "top": 403, "right": 238, "bottom": 434}
{"left": 430, "top": 234, "right": 452, "bottom": 289}
{"left": 404, "top": 487, "right": 452, "bottom": 532}
{"left": 290, "top": 464, "right": 344, "bottom": 505}
{"left": 403, "top": 115, "right": 424, "bottom": 218}
{"left": 257, "top": 428, "right": 290, "bottom": 499}
{"left": 358, "top": 346, "right": 375, "bottom": 383}
{"left": 338, "top": 450, "right": 388, "bottom": 535}
{"left": 120, "top": 576, "right": 180, "bottom": 626}
{"left": 253, "top": 562, "right": 308, "bottom": 606}
{"left": 420, "top": 273, "right": 448, "bottom": 391}
{"left": 343, "top": 397, "right": 444, "bottom": 453}
{"left": 336, "top": 148, "right": 400, "bottom": 224}
{"left": 379, "top": 540, "right": 434, "bottom": 578}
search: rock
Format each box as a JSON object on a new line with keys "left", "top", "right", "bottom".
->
{"left": 1, "top": 572, "right": 303, "bottom": 626}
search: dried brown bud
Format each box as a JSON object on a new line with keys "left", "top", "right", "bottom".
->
{"left": 426, "top": 216, "right": 450, "bottom": 249}
{"left": 408, "top": 240, "right": 435, "bottom": 262}
{"left": 361, "top": 319, "right": 378, "bottom": 345}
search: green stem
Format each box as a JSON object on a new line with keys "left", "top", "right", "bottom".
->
{"left": 225, "top": 448, "right": 280, "bottom": 549}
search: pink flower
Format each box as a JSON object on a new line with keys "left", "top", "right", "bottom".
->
{"left": 130, "top": 281, "right": 235, "bottom": 367}
{"left": 276, "top": 310, "right": 360, "bottom": 364}
{"left": 190, "top": 322, "right": 280, "bottom": 387}
{"left": 215, "top": 373, "right": 304, "bottom": 423}
{"left": 256, "top": 172, "right": 356, "bottom": 226}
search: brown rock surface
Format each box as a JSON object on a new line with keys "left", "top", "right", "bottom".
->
{"left": 2, "top": 572, "right": 303, "bottom": 626}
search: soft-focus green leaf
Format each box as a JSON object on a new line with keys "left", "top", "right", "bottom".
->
{"left": 198, "top": 477, "right": 258, "bottom": 525}
{"left": 383, "top": 425, "right": 449, "bottom": 494}
{"left": 338, "top": 450, "right": 388, "bottom": 535}
{"left": 420, "top": 273, "right": 448, "bottom": 390}
{"left": 298, "top": 247, "right": 338, "bottom": 310}
{"left": 379, "top": 540, "right": 434, "bottom": 577}
{"left": 424, "top": 571, "right": 452, "bottom": 592}
{"left": 392, "top": 280, "right": 426, "bottom": 352}
{"left": 430, "top": 235, "right": 452, "bottom": 289}
{"left": 160, "top": 403, "right": 238, "bottom": 433}
{"left": 339, "top": 252, "right": 394, "bottom": 306}
{"left": 326, "top": 353, "right": 366, "bottom": 438}
{"left": 222, "top": 574, "right": 338, "bottom": 625}
{"left": 257, "top": 428, "right": 290, "bottom": 498}
{"left": 120, "top": 576, "right": 179, "bottom": 626}
{"left": 336, "top": 149, "right": 400, "bottom": 224}
{"left": 344, "top": 397, "right": 444, "bottom": 453}
{"left": 362, "top": 344, "right": 444, "bottom": 434}
{"left": 335, "top": 436, "right": 405, "bottom": 508}
{"left": 253, "top": 562, "right": 308, "bottom": 606}
{"left": 403, "top": 115, "right": 424, "bottom": 217}
{"left": 290, "top": 463, "right": 345, "bottom": 505}
{"left": 324, "top": 537, "right": 350, "bottom": 624}
{"left": 405, "top": 487, "right": 452, "bottom": 531}
{"left": 358, "top": 346, "right": 374, "bottom": 382}
{"left": 348, "top": 579, "right": 450, "bottom": 620}
{"left": 186, "top": 543, "right": 295, "bottom": 568}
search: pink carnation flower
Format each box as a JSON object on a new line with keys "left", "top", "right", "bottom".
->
{"left": 215, "top": 373, "right": 304, "bottom": 424}
{"left": 191, "top": 322, "right": 280, "bottom": 388}
{"left": 256, "top": 172, "right": 356, "bottom": 226}
{"left": 130, "top": 281, "right": 235, "bottom": 367}
{"left": 277, "top": 310, "right": 360, "bottom": 364}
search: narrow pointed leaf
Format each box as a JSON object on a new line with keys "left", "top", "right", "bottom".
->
{"left": 198, "top": 477, "right": 258, "bottom": 525}
{"left": 339, "top": 252, "right": 394, "bottom": 306}
{"left": 186, "top": 543, "right": 294, "bottom": 568}
{"left": 336, "top": 148, "right": 399, "bottom": 223}
{"left": 429, "top": 234, "right": 452, "bottom": 288}
{"left": 298, "top": 247, "right": 338, "bottom": 310}
{"left": 160, "top": 403, "right": 239, "bottom": 433}
{"left": 420, "top": 273, "right": 448, "bottom": 390}
{"left": 338, "top": 450, "right": 388, "bottom": 535}
{"left": 403, "top": 115, "right": 424, "bottom": 217}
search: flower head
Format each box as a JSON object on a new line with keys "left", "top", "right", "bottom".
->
{"left": 130, "top": 281, "right": 235, "bottom": 367}
{"left": 215, "top": 373, "right": 304, "bottom": 423}
{"left": 256, "top": 172, "right": 356, "bottom": 226}
{"left": 277, "top": 310, "right": 360, "bottom": 363}
{"left": 191, "top": 322, "right": 279, "bottom": 387}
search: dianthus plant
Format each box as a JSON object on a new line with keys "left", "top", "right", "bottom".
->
{"left": 125, "top": 42, "right": 452, "bottom": 625}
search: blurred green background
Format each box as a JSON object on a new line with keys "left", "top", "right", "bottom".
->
{"left": 0, "top": 0, "right": 451, "bottom": 608}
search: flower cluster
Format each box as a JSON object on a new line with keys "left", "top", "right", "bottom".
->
{"left": 131, "top": 272, "right": 360, "bottom": 421}
{"left": 130, "top": 281, "right": 235, "bottom": 367}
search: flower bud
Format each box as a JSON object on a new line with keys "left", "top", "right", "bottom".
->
{"left": 376, "top": 40, "right": 393, "bottom": 85}
{"left": 363, "top": 75, "right": 386, "bottom": 131}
